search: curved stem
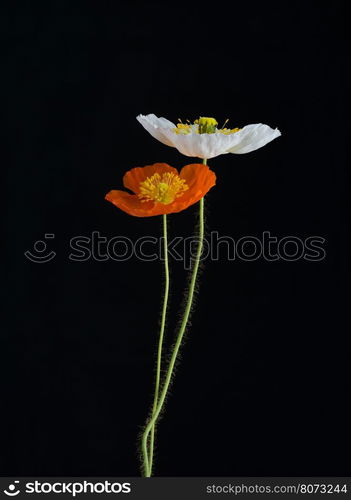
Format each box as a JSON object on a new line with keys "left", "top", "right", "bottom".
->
{"left": 141, "top": 187, "right": 205, "bottom": 477}
{"left": 147, "top": 214, "right": 169, "bottom": 476}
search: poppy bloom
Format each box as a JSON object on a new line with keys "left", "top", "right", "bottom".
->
{"left": 105, "top": 162, "right": 216, "bottom": 217}
{"left": 137, "top": 114, "right": 281, "bottom": 159}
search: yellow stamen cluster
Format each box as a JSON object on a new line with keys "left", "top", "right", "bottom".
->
{"left": 220, "top": 127, "right": 241, "bottom": 135}
{"left": 173, "top": 116, "right": 241, "bottom": 135}
{"left": 138, "top": 172, "right": 189, "bottom": 205}
{"left": 174, "top": 123, "right": 192, "bottom": 134}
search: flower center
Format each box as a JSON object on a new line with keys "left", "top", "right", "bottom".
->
{"left": 173, "top": 116, "right": 241, "bottom": 135}
{"left": 196, "top": 117, "right": 218, "bottom": 134}
{"left": 138, "top": 172, "right": 189, "bottom": 205}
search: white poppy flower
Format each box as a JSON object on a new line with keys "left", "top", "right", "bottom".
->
{"left": 137, "top": 114, "right": 281, "bottom": 159}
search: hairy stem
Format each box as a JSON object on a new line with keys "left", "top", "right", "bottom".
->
{"left": 141, "top": 186, "right": 205, "bottom": 477}
{"left": 146, "top": 214, "right": 170, "bottom": 476}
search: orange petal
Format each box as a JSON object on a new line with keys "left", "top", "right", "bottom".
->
{"left": 106, "top": 189, "right": 178, "bottom": 217}
{"left": 169, "top": 163, "right": 216, "bottom": 212}
{"left": 123, "top": 163, "right": 179, "bottom": 194}
{"left": 105, "top": 190, "right": 155, "bottom": 217}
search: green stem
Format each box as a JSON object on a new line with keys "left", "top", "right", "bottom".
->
{"left": 141, "top": 162, "right": 206, "bottom": 477}
{"left": 147, "top": 214, "right": 169, "bottom": 476}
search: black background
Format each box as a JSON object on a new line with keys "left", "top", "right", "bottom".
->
{"left": 2, "top": 1, "right": 349, "bottom": 477}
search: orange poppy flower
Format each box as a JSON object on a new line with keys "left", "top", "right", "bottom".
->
{"left": 105, "top": 163, "right": 216, "bottom": 217}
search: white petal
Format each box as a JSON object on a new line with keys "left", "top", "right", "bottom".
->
{"left": 161, "top": 129, "right": 239, "bottom": 159}
{"left": 136, "top": 114, "right": 176, "bottom": 147}
{"left": 227, "top": 124, "right": 281, "bottom": 154}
